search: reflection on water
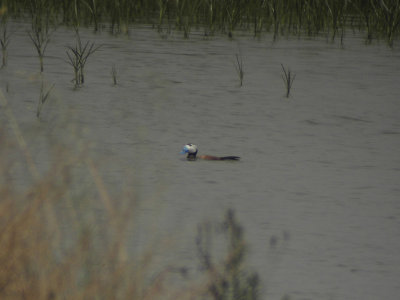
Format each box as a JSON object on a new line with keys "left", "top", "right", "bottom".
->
{"left": 1, "top": 23, "right": 400, "bottom": 299}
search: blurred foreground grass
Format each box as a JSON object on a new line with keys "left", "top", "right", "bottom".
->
{"left": 0, "top": 88, "right": 260, "bottom": 299}
{"left": 0, "top": 86, "right": 178, "bottom": 299}
{"left": 1, "top": 99, "right": 155, "bottom": 299}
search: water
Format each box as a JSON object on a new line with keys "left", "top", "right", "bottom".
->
{"left": 1, "top": 23, "right": 400, "bottom": 299}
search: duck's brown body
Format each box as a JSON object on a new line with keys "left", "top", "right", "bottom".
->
{"left": 198, "top": 155, "right": 240, "bottom": 161}
{"left": 199, "top": 155, "right": 222, "bottom": 160}
{"left": 183, "top": 144, "right": 240, "bottom": 161}
{"left": 187, "top": 154, "right": 229, "bottom": 161}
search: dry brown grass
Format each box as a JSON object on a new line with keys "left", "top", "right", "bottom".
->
{"left": 0, "top": 87, "right": 195, "bottom": 300}
{"left": 0, "top": 131, "right": 150, "bottom": 299}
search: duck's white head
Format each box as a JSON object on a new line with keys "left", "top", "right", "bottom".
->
{"left": 180, "top": 143, "right": 198, "bottom": 155}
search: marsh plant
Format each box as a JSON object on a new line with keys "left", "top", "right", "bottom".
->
{"left": 323, "top": 0, "right": 346, "bottom": 42}
{"left": 1, "top": 0, "right": 400, "bottom": 45}
{"left": 36, "top": 80, "right": 54, "bottom": 118}
{"left": 81, "top": 0, "right": 101, "bottom": 32}
{"left": 196, "top": 209, "right": 260, "bottom": 300}
{"left": 235, "top": 53, "right": 244, "bottom": 87}
{"left": 157, "top": 0, "right": 168, "bottom": 33}
{"left": 268, "top": 0, "right": 283, "bottom": 41}
{"left": 111, "top": 64, "right": 117, "bottom": 85}
{"left": 108, "top": 0, "right": 135, "bottom": 34}
{"left": 0, "top": 21, "right": 10, "bottom": 68}
{"left": 28, "top": 27, "right": 51, "bottom": 73}
{"left": 27, "top": 0, "right": 55, "bottom": 72}
{"left": 66, "top": 30, "right": 101, "bottom": 87}
{"left": 372, "top": 0, "right": 400, "bottom": 47}
{"left": 281, "top": 63, "right": 295, "bottom": 98}
{"left": 176, "top": 0, "right": 203, "bottom": 38}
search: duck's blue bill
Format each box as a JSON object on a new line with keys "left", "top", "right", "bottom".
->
{"left": 180, "top": 146, "right": 189, "bottom": 154}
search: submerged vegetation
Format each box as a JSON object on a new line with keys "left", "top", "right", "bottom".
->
{"left": 0, "top": 0, "right": 399, "bottom": 45}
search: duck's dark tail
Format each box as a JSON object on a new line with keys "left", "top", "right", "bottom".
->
{"left": 220, "top": 156, "right": 240, "bottom": 161}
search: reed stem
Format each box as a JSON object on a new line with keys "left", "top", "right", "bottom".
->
{"left": 281, "top": 63, "right": 295, "bottom": 98}
{"left": 235, "top": 53, "right": 244, "bottom": 87}
{"left": 0, "top": 22, "right": 10, "bottom": 68}
{"left": 111, "top": 64, "right": 117, "bottom": 85}
{"left": 37, "top": 80, "right": 54, "bottom": 118}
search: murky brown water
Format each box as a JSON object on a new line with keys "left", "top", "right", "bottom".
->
{"left": 1, "top": 23, "right": 400, "bottom": 299}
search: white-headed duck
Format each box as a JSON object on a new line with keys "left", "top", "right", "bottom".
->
{"left": 180, "top": 144, "right": 240, "bottom": 161}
